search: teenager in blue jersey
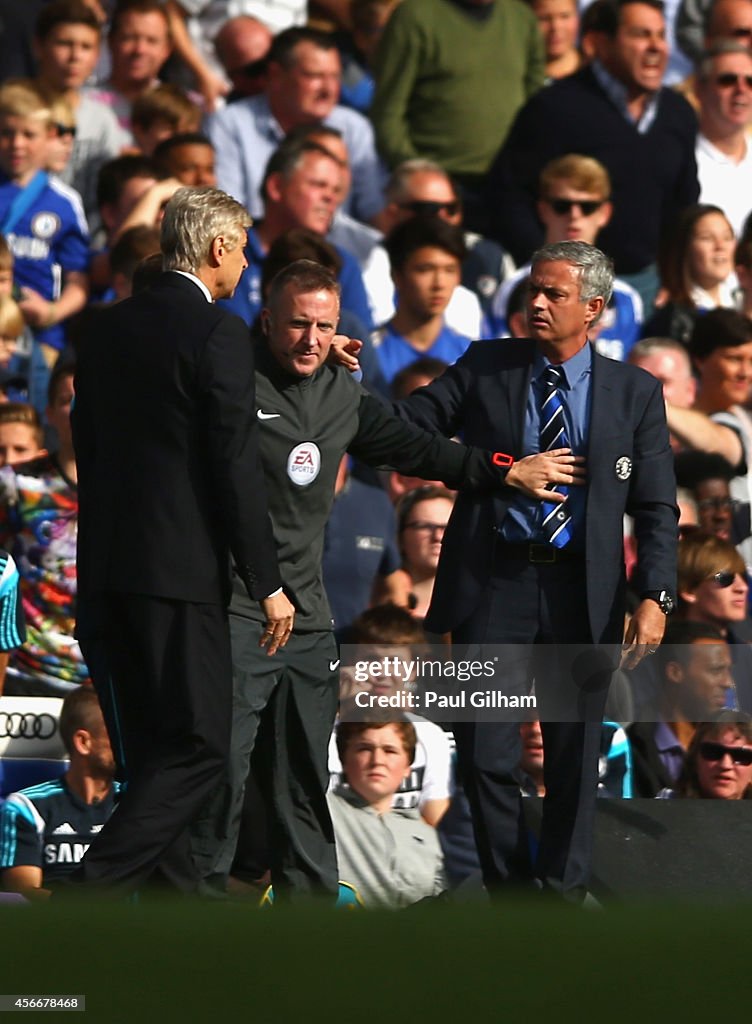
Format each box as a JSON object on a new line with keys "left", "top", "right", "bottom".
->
{"left": 372, "top": 217, "right": 471, "bottom": 385}
{"left": 0, "top": 686, "right": 116, "bottom": 895}
{"left": 0, "top": 81, "right": 89, "bottom": 409}
{"left": 487, "top": 155, "right": 642, "bottom": 361}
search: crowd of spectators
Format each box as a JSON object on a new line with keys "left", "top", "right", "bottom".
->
{"left": 0, "top": 0, "right": 751, "bottom": 908}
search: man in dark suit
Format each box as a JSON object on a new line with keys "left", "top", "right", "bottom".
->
{"left": 71, "top": 186, "right": 295, "bottom": 893}
{"left": 394, "top": 240, "right": 677, "bottom": 901}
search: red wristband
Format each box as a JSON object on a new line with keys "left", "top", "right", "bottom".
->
{"left": 492, "top": 452, "right": 514, "bottom": 468}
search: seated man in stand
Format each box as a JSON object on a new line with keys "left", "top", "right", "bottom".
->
{"left": 0, "top": 686, "right": 117, "bottom": 894}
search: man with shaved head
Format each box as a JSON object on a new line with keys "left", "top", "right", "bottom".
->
{"left": 214, "top": 15, "right": 272, "bottom": 101}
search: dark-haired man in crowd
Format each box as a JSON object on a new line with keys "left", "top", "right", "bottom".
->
{"left": 373, "top": 217, "right": 471, "bottom": 384}
{"left": 207, "top": 27, "right": 385, "bottom": 224}
{"left": 675, "top": 449, "right": 749, "bottom": 544}
{"left": 153, "top": 132, "right": 217, "bottom": 186}
{"left": 488, "top": 0, "right": 699, "bottom": 312}
{"left": 0, "top": 686, "right": 117, "bottom": 894}
{"left": 628, "top": 620, "right": 733, "bottom": 796}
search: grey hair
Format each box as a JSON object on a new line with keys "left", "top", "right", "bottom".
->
{"left": 628, "top": 335, "right": 692, "bottom": 367}
{"left": 161, "top": 186, "right": 251, "bottom": 273}
{"left": 531, "top": 240, "right": 614, "bottom": 312}
{"left": 698, "top": 39, "right": 752, "bottom": 78}
{"left": 386, "top": 158, "right": 453, "bottom": 204}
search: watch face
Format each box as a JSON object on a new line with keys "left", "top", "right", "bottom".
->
{"left": 660, "top": 592, "right": 675, "bottom": 615}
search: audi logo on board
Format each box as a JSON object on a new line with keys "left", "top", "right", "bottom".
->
{"left": 0, "top": 712, "right": 57, "bottom": 740}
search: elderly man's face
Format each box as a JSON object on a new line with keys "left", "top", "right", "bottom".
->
{"left": 699, "top": 52, "right": 752, "bottom": 133}
{"left": 274, "top": 42, "right": 341, "bottom": 123}
{"left": 630, "top": 348, "right": 696, "bottom": 407}
{"left": 263, "top": 283, "right": 340, "bottom": 376}
{"left": 274, "top": 152, "right": 342, "bottom": 234}
{"left": 527, "top": 259, "right": 602, "bottom": 353}
{"left": 600, "top": 2, "right": 668, "bottom": 95}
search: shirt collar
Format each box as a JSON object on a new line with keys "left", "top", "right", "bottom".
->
{"left": 534, "top": 340, "right": 592, "bottom": 389}
{"left": 170, "top": 270, "right": 213, "bottom": 304}
{"left": 654, "top": 720, "right": 682, "bottom": 753}
{"left": 592, "top": 59, "right": 661, "bottom": 133}
{"left": 697, "top": 132, "right": 749, "bottom": 165}
{"left": 256, "top": 94, "right": 286, "bottom": 144}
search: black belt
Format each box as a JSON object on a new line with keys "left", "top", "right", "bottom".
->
{"left": 494, "top": 542, "right": 584, "bottom": 565}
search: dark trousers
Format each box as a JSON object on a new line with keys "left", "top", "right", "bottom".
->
{"left": 75, "top": 593, "right": 232, "bottom": 893}
{"left": 191, "top": 617, "right": 340, "bottom": 899}
{"left": 452, "top": 557, "right": 615, "bottom": 901}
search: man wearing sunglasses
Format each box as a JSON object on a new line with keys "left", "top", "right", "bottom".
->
{"left": 488, "top": 154, "right": 643, "bottom": 361}
{"left": 213, "top": 16, "right": 272, "bottom": 103}
{"left": 696, "top": 41, "right": 752, "bottom": 236}
{"left": 363, "top": 158, "right": 508, "bottom": 338}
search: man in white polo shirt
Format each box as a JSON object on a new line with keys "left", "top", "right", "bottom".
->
{"left": 696, "top": 40, "right": 752, "bottom": 236}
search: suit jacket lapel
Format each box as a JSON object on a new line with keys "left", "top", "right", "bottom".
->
{"left": 588, "top": 351, "right": 615, "bottom": 467}
{"left": 503, "top": 345, "right": 534, "bottom": 456}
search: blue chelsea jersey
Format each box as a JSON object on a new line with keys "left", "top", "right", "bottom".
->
{"left": 0, "top": 174, "right": 89, "bottom": 351}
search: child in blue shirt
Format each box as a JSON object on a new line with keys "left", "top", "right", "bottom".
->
{"left": 372, "top": 217, "right": 472, "bottom": 385}
{"left": 0, "top": 81, "right": 89, "bottom": 408}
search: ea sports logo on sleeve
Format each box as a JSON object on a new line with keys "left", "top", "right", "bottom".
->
{"left": 287, "top": 442, "right": 321, "bottom": 486}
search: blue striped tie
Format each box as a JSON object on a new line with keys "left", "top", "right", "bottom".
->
{"left": 539, "top": 366, "right": 572, "bottom": 548}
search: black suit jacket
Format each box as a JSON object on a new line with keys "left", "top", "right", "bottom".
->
{"left": 396, "top": 340, "right": 678, "bottom": 642}
{"left": 485, "top": 66, "right": 699, "bottom": 272}
{"left": 73, "top": 272, "right": 281, "bottom": 605}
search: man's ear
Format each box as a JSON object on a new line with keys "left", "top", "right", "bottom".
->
{"left": 265, "top": 172, "right": 284, "bottom": 204}
{"left": 260, "top": 308, "right": 271, "bottom": 335}
{"left": 664, "top": 661, "right": 684, "bottom": 686}
{"left": 209, "top": 235, "right": 225, "bottom": 266}
{"left": 71, "top": 728, "right": 92, "bottom": 757}
{"left": 585, "top": 295, "right": 605, "bottom": 326}
{"left": 597, "top": 200, "right": 613, "bottom": 230}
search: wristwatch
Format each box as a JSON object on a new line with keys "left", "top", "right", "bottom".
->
{"left": 642, "top": 590, "right": 675, "bottom": 615}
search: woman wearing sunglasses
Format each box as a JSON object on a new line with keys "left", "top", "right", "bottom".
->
{"left": 658, "top": 712, "right": 752, "bottom": 799}
{"left": 677, "top": 531, "right": 752, "bottom": 710}
{"left": 679, "top": 531, "right": 749, "bottom": 629}
{"left": 642, "top": 204, "right": 737, "bottom": 346}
